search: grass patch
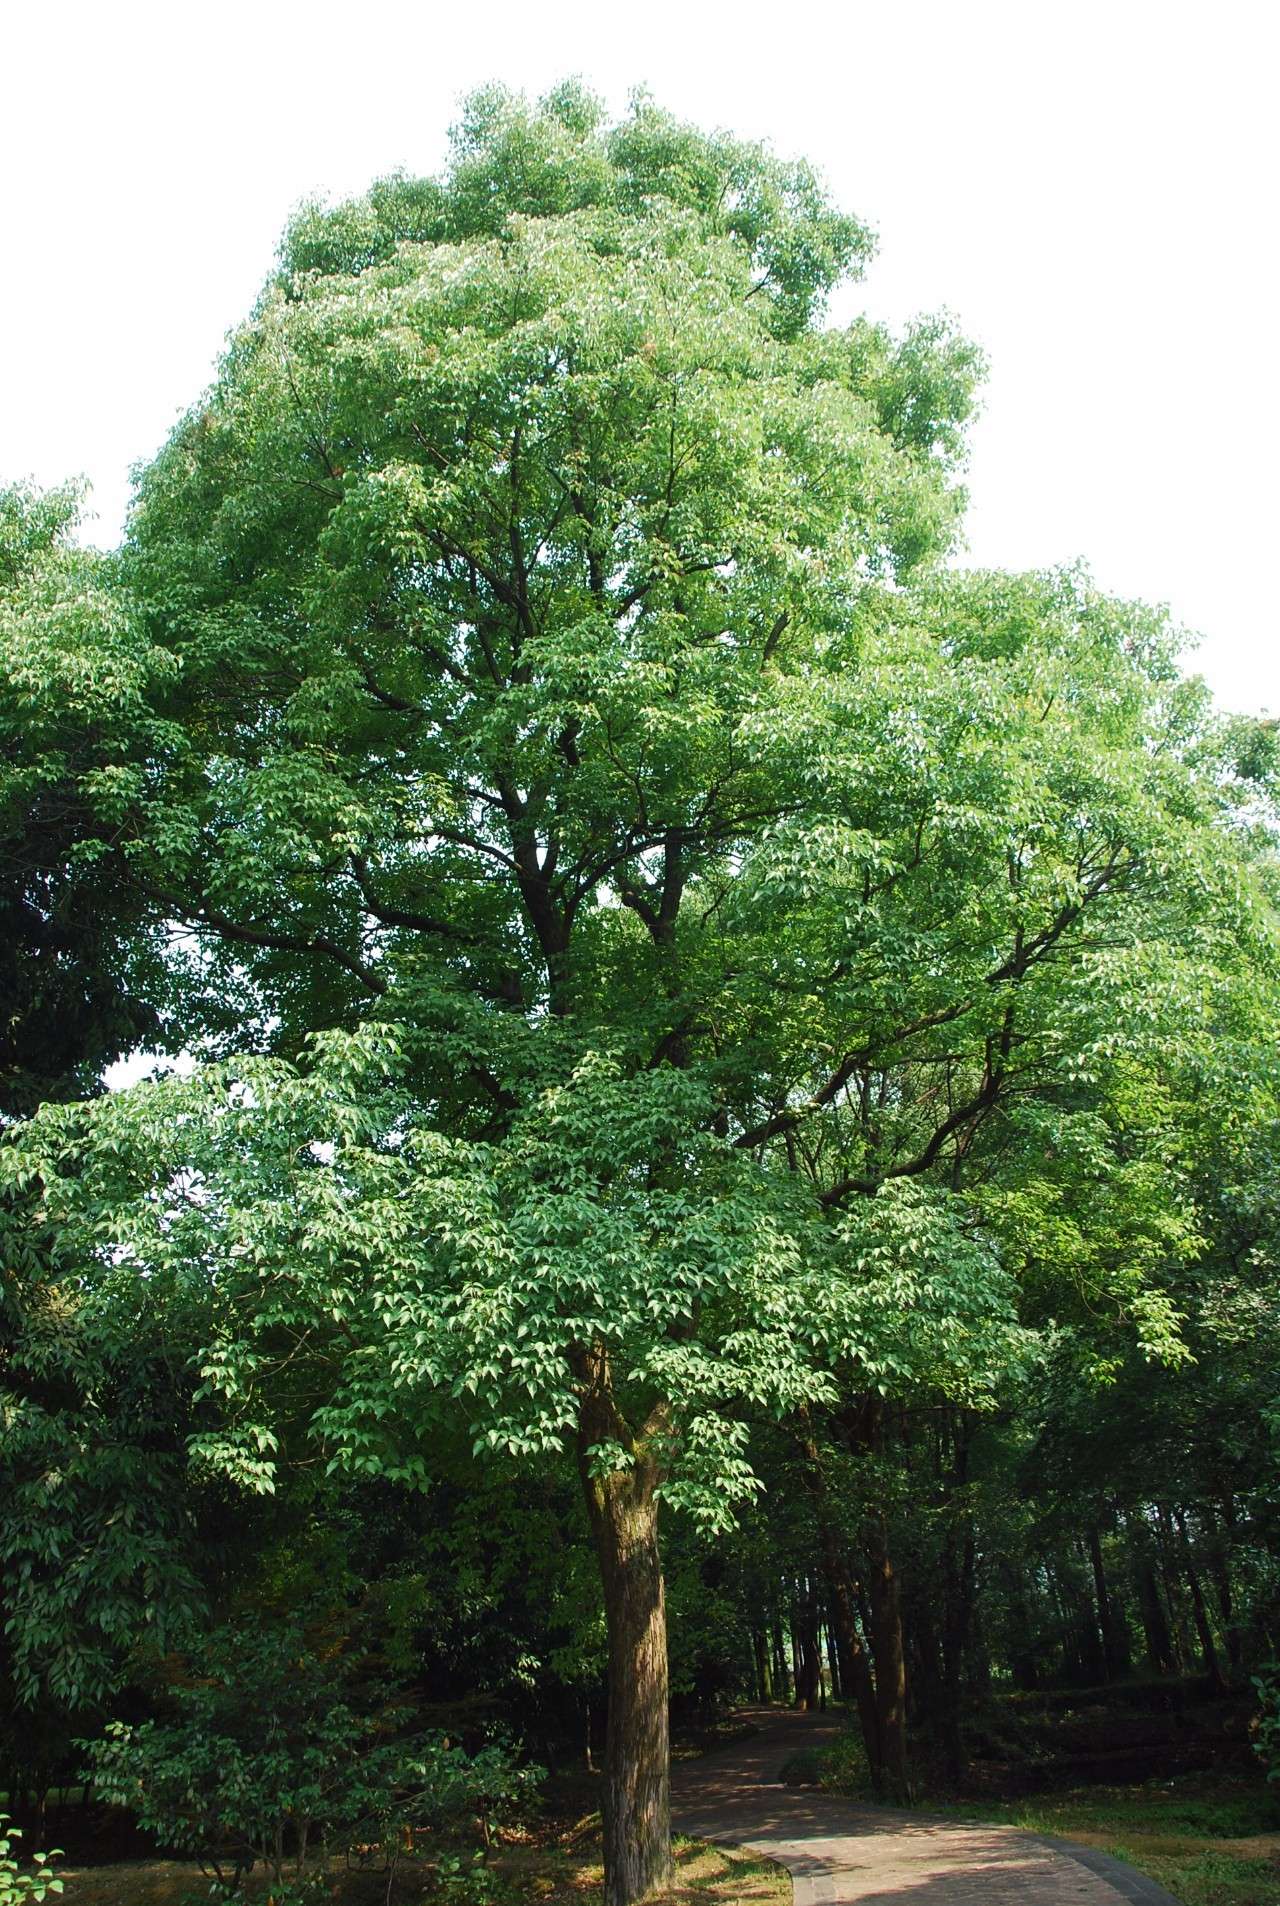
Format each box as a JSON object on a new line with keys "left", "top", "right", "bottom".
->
{"left": 494, "top": 1832, "right": 787, "bottom": 1905}
{"left": 779, "top": 1728, "right": 875, "bottom": 1796}
{"left": 53, "top": 1830, "right": 788, "bottom": 1906}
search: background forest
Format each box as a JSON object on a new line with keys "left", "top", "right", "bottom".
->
{"left": 2, "top": 82, "right": 1279, "bottom": 1906}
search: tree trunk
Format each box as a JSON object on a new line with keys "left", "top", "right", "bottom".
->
{"left": 578, "top": 1395, "right": 673, "bottom": 1906}
{"left": 1136, "top": 1557, "right": 1176, "bottom": 1673}
{"left": 941, "top": 1524, "right": 976, "bottom": 1783}
{"left": 1003, "top": 1563, "right": 1040, "bottom": 1690}
{"left": 911, "top": 1587, "right": 945, "bottom": 1722}
{"left": 868, "top": 1514, "right": 910, "bottom": 1802}
{"left": 772, "top": 1619, "right": 792, "bottom": 1702}
{"left": 795, "top": 1422, "right": 883, "bottom": 1782}
{"left": 826, "top": 1620, "right": 843, "bottom": 1700}
{"left": 1127, "top": 1513, "right": 1176, "bottom": 1673}
{"left": 752, "top": 1629, "right": 773, "bottom": 1702}
{"left": 793, "top": 1589, "right": 821, "bottom": 1710}
{"left": 1072, "top": 1540, "right": 1107, "bottom": 1684}
{"left": 1174, "top": 1509, "right": 1227, "bottom": 1695}
{"left": 1087, "top": 1527, "right": 1125, "bottom": 1681}
{"left": 1156, "top": 1505, "right": 1191, "bottom": 1670}
{"left": 1205, "top": 1508, "right": 1242, "bottom": 1679}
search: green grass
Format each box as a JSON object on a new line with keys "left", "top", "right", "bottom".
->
{"left": 1120, "top": 1848, "right": 1275, "bottom": 1906}
{"left": 55, "top": 1831, "right": 788, "bottom": 1906}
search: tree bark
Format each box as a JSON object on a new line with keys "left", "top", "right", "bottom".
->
{"left": 578, "top": 1382, "right": 673, "bottom": 1906}
{"left": 1174, "top": 1509, "right": 1227, "bottom": 1695}
{"left": 752, "top": 1629, "right": 773, "bottom": 1702}
{"left": 772, "top": 1619, "right": 792, "bottom": 1702}
{"left": 941, "top": 1525, "right": 976, "bottom": 1782}
{"left": 1127, "top": 1513, "right": 1176, "bottom": 1674}
{"left": 1002, "top": 1563, "right": 1040, "bottom": 1690}
{"left": 1087, "top": 1527, "right": 1125, "bottom": 1681}
{"left": 793, "top": 1588, "right": 822, "bottom": 1710}
{"left": 796, "top": 1422, "right": 883, "bottom": 1782}
{"left": 830, "top": 1571, "right": 882, "bottom": 1779}
{"left": 1205, "top": 1507, "right": 1242, "bottom": 1679}
{"left": 825, "top": 1620, "right": 843, "bottom": 1700}
{"left": 1136, "top": 1557, "right": 1176, "bottom": 1672}
{"left": 1155, "top": 1505, "right": 1191, "bottom": 1670}
{"left": 939, "top": 1415, "right": 977, "bottom": 1783}
{"left": 868, "top": 1513, "right": 910, "bottom": 1801}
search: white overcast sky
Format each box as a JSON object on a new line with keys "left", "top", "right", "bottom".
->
{"left": 4, "top": 0, "right": 1276, "bottom": 712}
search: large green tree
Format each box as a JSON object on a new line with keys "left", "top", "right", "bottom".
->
{"left": 6, "top": 85, "right": 1278, "bottom": 1901}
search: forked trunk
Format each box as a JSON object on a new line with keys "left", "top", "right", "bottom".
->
{"left": 579, "top": 1398, "right": 673, "bottom": 1906}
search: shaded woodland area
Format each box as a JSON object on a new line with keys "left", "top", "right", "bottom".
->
{"left": 2, "top": 83, "right": 1278, "bottom": 1906}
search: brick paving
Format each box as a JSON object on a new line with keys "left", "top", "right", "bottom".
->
{"left": 671, "top": 1710, "right": 1182, "bottom": 1906}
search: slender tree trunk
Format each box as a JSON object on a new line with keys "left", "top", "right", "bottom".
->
{"left": 772, "top": 1619, "right": 792, "bottom": 1702}
{"left": 828, "top": 1396, "right": 908, "bottom": 1795}
{"left": 752, "top": 1629, "right": 773, "bottom": 1702}
{"left": 1174, "top": 1509, "right": 1227, "bottom": 1694}
{"left": 868, "top": 1515, "right": 910, "bottom": 1802}
{"left": 967, "top": 1572, "right": 992, "bottom": 1700}
{"left": 826, "top": 1564, "right": 882, "bottom": 1779}
{"left": 1127, "top": 1512, "right": 1176, "bottom": 1673}
{"left": 1205, "top": 1508, "right": 1242, "bottom": 1679}
{"left": 1003, "top": 1563, "right": 1039, "bottom": 1690}
{"left": 1156, "top": 1506, "right": 1191, "bottom": 1670}
{"left": 941, "top": 1526, "right": 976, "bottom": 1783}
{"left": 1071, "top": 1540, "right": 1107, "bottom": 1683}
{"left": 1136, "top": 1558, "right": 1176, "bottom": 1673}
{"left": 826, "top": 1620, "right": 842, "bottom": 1699}
{"left": 578, "top": 1385, "right": 673, "bottom": 1906}
{"left": 910, "top": 1581, "right": 945, "bottom": 1721}
{"left": 794, "top": 1587, "right": 821, "bottom": 1710}
{"left": 1046, "top": 1560, "right": 1084, "bottom": 1682}
{"left": 939, "top": 1414, "right": 977, "bottom": 1783}
{"left": 1087, "top": 1527, "right": 1124, "bottom": 1681}
{"left": 796, "top": 1422, "right": 883, "bottom": 1782}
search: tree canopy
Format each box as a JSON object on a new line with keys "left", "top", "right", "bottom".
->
{"left": 3, "top": 82, "right": 1280, "bottom": 1906}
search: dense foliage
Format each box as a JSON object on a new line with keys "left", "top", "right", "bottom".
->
{"left": 0, "top": 482, "right": 169, "bottom": 1111}
{"left": 85, "top": 1613, "right": 539, "bottom": 1890}
{"left": 1, "top": 81, "right": 1278, "bottom": 1906}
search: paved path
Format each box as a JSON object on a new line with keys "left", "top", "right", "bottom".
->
{"left": 671, "top": 1710, "right": 1182, "bottom": 1906}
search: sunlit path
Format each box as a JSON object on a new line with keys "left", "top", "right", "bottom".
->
{"left": 672, "top": 1711, "right": 1182, "bottom": 1906}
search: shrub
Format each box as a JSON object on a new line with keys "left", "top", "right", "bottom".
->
{"left": 1251, "top": 1663, "right": 1280, "bottom": 1784}
{"left": 83, "top": 1615, "right": 540, "bottom": 1890}
{"left": 0, "top": 1817, "right": 61, "bottom": 1906}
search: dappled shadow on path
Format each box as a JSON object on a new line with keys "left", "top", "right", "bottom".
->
{"left": 671, "top": 1707, "right": 1166, "bottom": 1905}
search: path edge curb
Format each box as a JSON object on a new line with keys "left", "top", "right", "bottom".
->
{"left": 1031, "top": 1833, "right": 1186, "bottom": 1906}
